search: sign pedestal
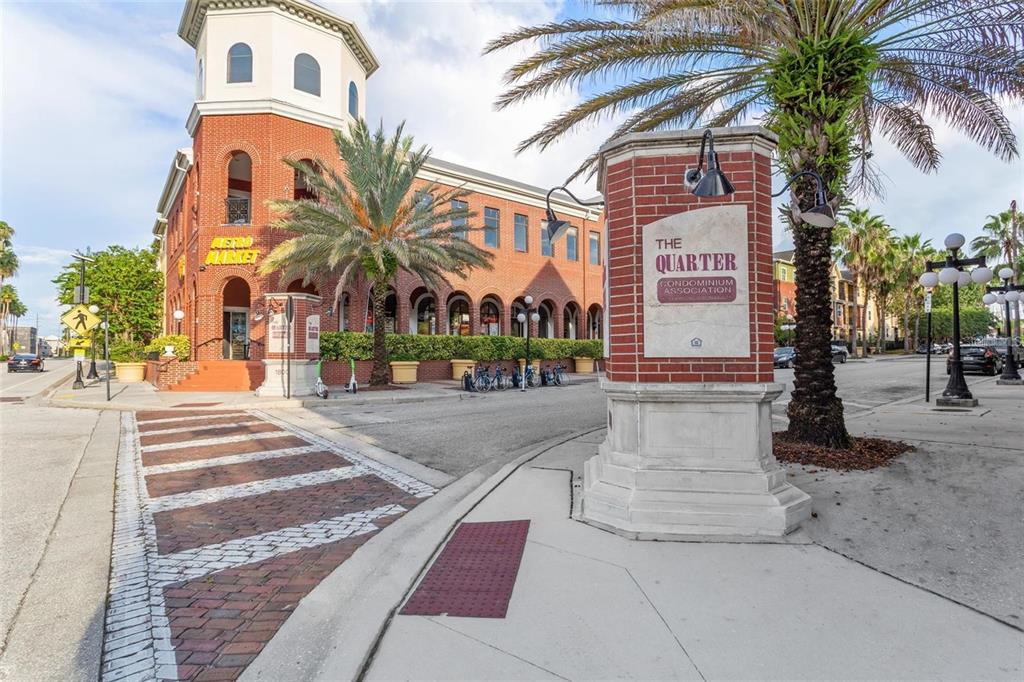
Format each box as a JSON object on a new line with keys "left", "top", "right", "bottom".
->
{"left": 255, "top": 293, "right": 322, "bottom": 398}
{"left": 580, "top": 127, "right": 810, "bottom": 538}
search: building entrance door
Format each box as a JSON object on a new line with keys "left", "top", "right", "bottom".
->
{"left": 222, "top": 309, "right": 249, "bottom": 359}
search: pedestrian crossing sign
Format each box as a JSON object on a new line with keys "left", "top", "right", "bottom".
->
{"left": 66, "top": 337, "right": 92, "bottom": 350}
{"left": 61, "top": 304, "right": 101, "bottom": 334}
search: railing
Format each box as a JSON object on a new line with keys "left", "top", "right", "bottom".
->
{"left": 226, "top": 197, "right": 251, "bottom": 224}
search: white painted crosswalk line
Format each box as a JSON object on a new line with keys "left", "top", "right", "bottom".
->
{"left": 140, "top": 429, "right": 292, "bottom": 452}
{"left": 147, "top": 466, "right": 364, "bottom": 513}
{"left": 143, "top": 445, "right": 325, "bottom": 475}
{"left": 135, "top": 412, "right": 247, "bottom": 426}
{"left": 149, "top": 504, "right": 406, "bottom": 583}
{"left": 138, "top": 420, "right": 265, "bottom": 436}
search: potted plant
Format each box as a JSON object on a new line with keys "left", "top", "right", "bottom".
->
{"left": 111, "top": 341, "right": 148, "bottom": 383}
{"left": 574, "top": 340, "right": 603, "bottom": 374}
{"left": 389, "top": 353, "right": 420, "bottom": 384}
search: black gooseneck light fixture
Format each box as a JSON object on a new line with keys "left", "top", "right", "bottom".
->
{"left": 542, "top": 186, "right": 605, "bottom": 243}
{"left": 771, "top": 170, "right": 837, "bottom": 228}
{"left": 685, "top": 129, "right": 735, "bottom": 197}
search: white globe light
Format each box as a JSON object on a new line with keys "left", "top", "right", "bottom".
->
{"left": 1006, "top": 290, "right": 1021, "bottom": 303}
{"left": 957, "top": 270, "right": 972, "bottom": 287}
{"left": 998, "top": 267, "right": 1015, "bottom": 280}
{"left": 938, "top": 267, "right": 960, "bottom": 285}
{"left": 531, "top": 312, "right": 541, "bottom": 322}
{"left": 172, "top": 309, "right": 185, "bottom": 321}
{"left": 970, "top": 267, "right": 993, "bottom": 284}
{"left": 982, "top": 293, "right": 997, "bottom": 305}
{"left": 524, "top": 295, "right": 534, "bottom": 306}
{"left": 995, "top": 293, "right": 1006, "bottom": 305}
{"left": 943, "top": 233, "right": 966, "bottom": 250}
{"left": 516, "top": 312, "right": 526, "bottom": 323}
{"left": 88, "top": 304, "right": 100, "bottom": 314}
{"left": 919, "top": 271, "right": 939, "bottom": 288}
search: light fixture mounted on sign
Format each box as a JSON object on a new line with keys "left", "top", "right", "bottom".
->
{"left": 541, "top": 186, "right": 605, "bottom": 244}
{"left": 686, "top": 129, "right": 735, "bottom": 197}
{"left": 771, "top": 170, "right": 837, "bottom": 228}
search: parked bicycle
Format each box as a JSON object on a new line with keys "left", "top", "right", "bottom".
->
{"left": 552, "top": 362, "right": 569, "bottom": 386}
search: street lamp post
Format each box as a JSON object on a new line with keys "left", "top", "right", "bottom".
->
{"left": 920, "top": 233, "right": 993, "bottom": 406}
{"left": 983, "top": 267, "right": 1023, "bottom": 385}
{"left": 70, "top": 251, "right": 94, "bottom": 390}
{"left": 173, "top": 309, "right": 185, "bottom": 336}
{"left": 516, "top": 295, "right": 541, "bottom": 392}
{"left": 86, "top": 304, "right": 100, "bottom": 380}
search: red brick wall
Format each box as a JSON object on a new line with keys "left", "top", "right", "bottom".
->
{"left": 167, "top": 112, "right": 606, "bottom": 362}
{"left": 146, "top": 358, "right": 198, "bottom": 390}
{"left": 600, "top": 131, "right": 775, "bottom": 384}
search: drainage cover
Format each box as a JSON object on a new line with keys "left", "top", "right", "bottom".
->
{"left": 401, "top": 520, "right": 530, "bottom": 618}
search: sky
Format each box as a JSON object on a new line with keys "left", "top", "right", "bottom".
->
{"left": 1, "top": 0, "right": 1021, "bottom": 338}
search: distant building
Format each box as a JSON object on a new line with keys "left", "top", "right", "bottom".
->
{"left": 9, "top": 326, "right": 38, "bottom": 354}
{"left": 772, "top": 250, "right": 797, "bottom": 321}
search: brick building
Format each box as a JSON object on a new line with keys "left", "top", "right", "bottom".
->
{"left": 155, "top": 0, "right": 605, "bottom": 367}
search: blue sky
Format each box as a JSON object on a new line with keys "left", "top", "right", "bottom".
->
{"left": 2, "top": 1, "right": 1021, "bottom": 338}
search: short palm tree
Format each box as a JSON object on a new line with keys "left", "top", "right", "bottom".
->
{"left": 972, "top": 210, "right": 1021, "bottom": 279}
{"left": 485, "top": 1, "right": 1022, "bottom": 447}
{"left": 260, "top": 120, "right": 495, "bottom": 386}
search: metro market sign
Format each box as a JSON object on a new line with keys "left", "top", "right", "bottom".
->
{"left": 205, "top": 236, "right": 259, "bottom": 265}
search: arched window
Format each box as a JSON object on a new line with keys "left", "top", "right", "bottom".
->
{"left": 227, "top": 43, "right": 252, "bottom": 83}
{"left": 294, "top": 54, "right": 321, "bottom": 96}
{"left": 480, "top": 299, "right": 501, "bottom": 336}
{"left": 348, "top": 81, "right": 359, "bottom": 118}
{"left": 448, "top": 296, "right": 470, "bottom": 336}
{"left": 226, "top": 151, "right": 252, "bottom": 224}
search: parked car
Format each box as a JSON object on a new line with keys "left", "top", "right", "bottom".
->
{"left": 977, "top": 337, "right": 1023, "bottom": 364}
{"left": 7, "top": 353, "right": 44, "bottom": 372}
{"left": 947, "top": 345, "right": 1002, "bottom": 376}
{"left": 773, "top": 347, "right": 796, "bottom": 369}
{"left": 830, "top": 341, "right": 849, "bottom": 364}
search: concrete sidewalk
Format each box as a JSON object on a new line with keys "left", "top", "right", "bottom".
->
{"left": 247, "top": 379, "right": 1022, "bottom": 681}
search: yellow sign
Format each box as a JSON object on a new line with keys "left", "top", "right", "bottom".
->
{"left": 73, "top": 348, "right": 86, "bottom": 361}
{"left": 205, "top": 236, "right": 259, "bottom": 266}
{"left": 67, "top": 337, "right": 92, "bottom": 350}
{"left": 177, "top": 255, "right": 186, "bottom": 280}
{"left": 61, "top": 305, "right": 101, "bottom": 334}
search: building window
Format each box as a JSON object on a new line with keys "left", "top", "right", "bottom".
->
{"left": 566, "top": 227, "right": 578, "bottom": 261}
{"left": 227, "top": 43, "right": 252, "bottom": 83}
{"left": 541, "top": 225, "right": 554, "bottom": 257}
{"left": 294, "top": 53, "right": 321, "bottom": 96}
{"left": 514, "top": 214, "right": 528, "bottom": 252}
{"left": 484, "top": 207, "right": 500, "bottom": 248}
{"left": 589, "top": 231, "right": 600, "bottom": 265}
{"left": 451, "top": 200, "right": 468, "bottom": 240}
{"left": 226, "top": 151, "right": 252, "bottom": 224}
{"left": 196, "top": 58, "right": 205, "bottom": 98}
{"left": 448, "top": 297, "right": 470, "bottom": 336}
{"left": 480, "top": 299, "right": 501, "bottom": 336}
{"left": 348, "top": 81, "right": 359, "bottom": 118}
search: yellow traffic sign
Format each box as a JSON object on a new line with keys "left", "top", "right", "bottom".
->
{"left": 61, "top": 305, "right": 101, "bottom": 334}
{"left": 73, "top": 348, "right": 86, "bottom": 361}
{"left": 66, "top": 337, "right": 92, "bottom": 350}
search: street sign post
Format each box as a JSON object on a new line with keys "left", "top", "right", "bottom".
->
{"left": 925, "top": 292, "right": 933, "bottom": 402}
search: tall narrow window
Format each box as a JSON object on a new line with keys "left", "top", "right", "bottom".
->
{"left": 451, "top": 200, "right": 468, "bottom": 240}
{"left": 196, "top": 58, "right": 205, "bottom": 98}
{"left": 294, "top": 53, "right": 321, "bottom": 96}
{"left": 484, "top": 207, "right": 499, "bottom": 248}
{"left": 227, "top": 43, "right": 252, "bottom": 83}
{"left": 589, "top": 231, "right": 600, "bottom": 265}
{"left": 348, "top": 81, "right": 359, "bottom": 118}
{"left": 566, "top": 227, "right": 578, "bottom": 261}
{"left": 541, "top": 225, "right": 554, "bottom": 257}
{"left": 514, "top": 214, "right": 528, "bottom": 252}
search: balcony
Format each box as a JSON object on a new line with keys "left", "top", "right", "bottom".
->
{"left": 226, "top": 197, "right": 251, "bottom": 225}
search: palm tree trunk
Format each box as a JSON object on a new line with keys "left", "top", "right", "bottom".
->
{"left": 787, "top": 204, "right": 850, "bottom": 448}
{"left": 850, "top": 276, "right": 860, "bottom": 357}
{"left": 369, "top": 283, "right": 390, "bottom": 386}
{"left": 903, "top": 294, "right": 912, "bottom": 352}
{"left": 876, "top": 301, "right": 885, "bottom": 354}
{"left": 860, "top": 288, "right": 870, "bottom": 358}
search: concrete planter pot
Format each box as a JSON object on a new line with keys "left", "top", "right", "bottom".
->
{"left": 517, "top": 359, "right": 540, "bottom": 373}
{"left": 115, "top": 362, "right": 147, "bottom": 384}
{"left": 389, "top": 360, "right": 419, "bottom": 384}
{"left": 451, "top": 359, "right": 475, "bottom": 380}
{"left": 574, "top": 357, "right": 596, "bottom": 373}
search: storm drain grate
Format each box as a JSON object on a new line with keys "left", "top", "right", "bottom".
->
{"left": 401, "top": 520, "right": 530, "bottom": 618}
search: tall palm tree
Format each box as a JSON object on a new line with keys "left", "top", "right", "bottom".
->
{"left": 260, "top": 120, "right": 495, "bottom": 385}
{"left": 972, "top": 210, "right": 1021, "bottom": 278}
{"left": 891, "top": 233, "right": 931, "bottom": 351}
{"left": 0, "top": 221, "right": 17, "bottom": 356}
{"left": 485, "top": 1, "right": 1022, "bottom": 447}
{"left": 834, "top": 209, "right": 886, "bottom": 358}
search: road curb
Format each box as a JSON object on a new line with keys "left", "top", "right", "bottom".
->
{"left": 241, "top": 425, "right": 604, "bottom": 682}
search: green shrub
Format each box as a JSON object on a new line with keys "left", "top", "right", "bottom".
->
{"left": 319, "top": 332, "right": 603, "bottom": 362}
{"left": 145, "top": 334, "right": 190, "bottom": 359}
{"left": 110, "top": 341, "right": 147, "bottom": 363}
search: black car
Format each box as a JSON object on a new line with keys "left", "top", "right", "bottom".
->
{"left": 774, "top": 347, "right": 796, "bottom": 368}
{"left": 947, "top": 345, "right": 1002, "bottom": 376}
{"left": 7, "top": 353, "right": 44, "bottom": 372}
{"left": 978, "top": 338, "right": 1023, "bottom": 364}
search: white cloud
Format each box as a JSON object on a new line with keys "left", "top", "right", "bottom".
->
{"left": 15, "top": 245, "right": 75, "bottom": 266}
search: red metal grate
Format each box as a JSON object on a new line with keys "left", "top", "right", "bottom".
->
{"left": 401, "top": 520, "right": 530, "bottom": 618}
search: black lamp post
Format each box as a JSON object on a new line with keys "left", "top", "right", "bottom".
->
{"left": 86, "top": 304, "right": 100, "bottom": 380}
{"left": 685, "top": 129, "right": 735, "bottom": 197}
{"left": 516, "top": 295, "right": 541, "bottom": 392}
{"left": 542, "top": 186, "right": 605, "bottom": 244}
{"left": 770, "top": 170, "right": 837, "bottom": 228}
{"left": 70, "top": 251, "right": 94, "bottom": 390}
{"left": 983, "top": 267, "right": 1023, "bottom": 384}
{"left": 921, "top": 233, "right": 993, "bottom": 406}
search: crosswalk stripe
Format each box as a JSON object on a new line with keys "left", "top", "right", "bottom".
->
{"left": 149, "top": 504, "right": 406, "bottom": 583}
{"left": 147, "top": 466, "right": 364, "bottom": 513}
{"left": 142, "top": 445, "right": 325, "bottom": 475}
{"left": 138, "top": 420, "right": 265, "bottom": 436}
{"left": 135, "top": 412, "right": 247, "bottom": 426}
{"left": 140, "top": 430, "right": 291, "bottom": 453}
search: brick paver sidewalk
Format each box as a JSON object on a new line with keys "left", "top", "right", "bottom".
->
{"left": 101, "top": 408, "right": 435, "bottom": 681}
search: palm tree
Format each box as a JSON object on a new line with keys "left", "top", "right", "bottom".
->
{"left": 0, "top": 221, "right": 17, "bottom": 356}
{"left": 834, "top": 209, "right": 886, "bottom": 358}
{"left": 886, "top": 233, "right": 932, "bottom": 351}
{"left": 485, "top": 1, "right": 1022, "bottom": 447}
{"left": 260, "top": 120, "right": 495, "bottom": 385}
{"left": 972, "top": 210, "right": 1021, "bottom": 278}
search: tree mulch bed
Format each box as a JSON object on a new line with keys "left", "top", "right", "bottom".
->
{"left": 773, "top": 431, "right": 914, "bottom": 471}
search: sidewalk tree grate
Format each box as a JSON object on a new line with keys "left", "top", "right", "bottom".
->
{"left": 401, "top": 519, "right": 530, "bottom": 618}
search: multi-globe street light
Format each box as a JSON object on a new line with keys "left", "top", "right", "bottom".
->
{"left": 516, "top": 295, "right": 541, "bottom": 392}
{"left": 982, "top": 267, "right": 1023, "bottom": 384}
{"left": 919, "top": 233, "right": 993, "bottom": 405}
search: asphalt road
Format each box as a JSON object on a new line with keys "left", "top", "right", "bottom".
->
{"left": 312, "top": 356, "right": 986, "bottom": 476}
